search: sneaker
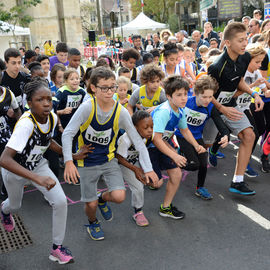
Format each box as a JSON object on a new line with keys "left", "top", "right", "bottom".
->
{"left": 229, "top": 181, "right": 256, "bottom": 196}
{"left": 133, "top": 211, "right": 149, "bottom": 226}
{"left": 1, "top": 203, "right": 15, "bottom": 232}
{"left": 216, "top": 151, "right": 225, "bottom": 159}
{"left": 98, "top": 201, "right": 113, "bottom": 221}
{"left": 208, "top": 148, "right": 217, "bottom": 167}
{"left": 195, "top": 187, "right": 213, "bottom": 200}
{"left": 262, "top": 132, "right": 270, "bottom": 156}
{"left": 72, "top": 178, "right": 80, "bottom": 186}
{"left": 159, "top": 204, "right": 185, "bottom": 220}
{"left": 261, "top": 156, "right": 270, "bottom": 173}
{"left": 85, "top": 220, "right": 104, "bottom": 241}
{"left": 245, "top": 164, "right": 259, "bottom": 177}
{"left": 49, "top": 245, "right": 74, "bottom": 264}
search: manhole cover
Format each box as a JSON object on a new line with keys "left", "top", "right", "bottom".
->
{"left": 0, "top": 214, "right": 33, "bottom": 254}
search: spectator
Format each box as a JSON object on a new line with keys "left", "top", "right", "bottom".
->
{"left": 202, "top": 22, "right": 220, "bottom": 45}
{"left": 122, "top": 37, "right": 131, "bottom": 49}
{"left": 24, "top": 50, "right": 37, "bottom": 69}
{"left": 176, "top": 31, "right": 189, "bottom": 45}
{"left": 152, "top": 33, "right": 161, "bottom": 49}
{"left": 44, "top": 40, "right": 55, "bottom": 57}
{"left": 248, "top": 19, "right": 260, "bottom": 43}
{"left": 192, "top": 30, "right": 209, "bottom": 62}
{"left": 34, "top": 46, "right": 41, "bottom": 56}
{"left": 253, "top": 9, "right": 263, "bottom": 25}
{"left": 132, "top": 35, "right": 146, "bottom": 67}
{"left": 261, "top": 19, "right": 270, "bottom": 33}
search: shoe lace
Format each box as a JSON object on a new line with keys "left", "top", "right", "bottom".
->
{"left": 3, "top": 214, "right": 12, "bottom": 225}
{"left": 198, "top": 187, "right": 209, "bottom": 196}
{"left": 59, "top": 246, "right": 72, "bottom": 256}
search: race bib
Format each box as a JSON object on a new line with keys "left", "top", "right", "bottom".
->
{"left": 85, "top": 126, "right": 112, "bottom": 145}
{"left": 236, "top": 93, "right": 252, "bottom": 108}
{"left": 26, "top": 145, "right": 48, "bottom": 163}
{"left": 66, "top": 95, "right": 82, "bottom": 108}
{"left": 0, "top": 116, "right": 7, "bottom": 131}
{"left": 162, "top": 130, "right": 175, "bottom": 141}
{"left": 216, "top": 90, "right": 236, "bottom": 104}
{"left": 185, "top": 108, "right": 207, "bottom": 126}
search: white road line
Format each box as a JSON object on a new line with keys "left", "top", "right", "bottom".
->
{"left": 237, "top": 204, "right": 270, "bottom": 230}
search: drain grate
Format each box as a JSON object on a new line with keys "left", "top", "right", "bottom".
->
{"left": 0, "top": 214, "right": 33, "bottom": 254}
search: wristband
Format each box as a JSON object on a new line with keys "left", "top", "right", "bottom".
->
{"left": 251, "top": 91, "right": 257, "bottom": 98}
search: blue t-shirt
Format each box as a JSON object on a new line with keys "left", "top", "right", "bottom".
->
{"left": 175, "top": 96, "right": 213, "bottom": 139}
{"left": 151, "top": 100, "right": 187, "bottom": 142}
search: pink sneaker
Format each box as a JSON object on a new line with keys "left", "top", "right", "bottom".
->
{"left": 262, "top": 132, "right": 270, "bottom": 156}
{"left": 49, "top": 246, "right": 74, "bottom": 264}
{"left": 133, "top": 211, "right": 149, "bottom": 227}
{"left": 1, "top": 203, "right": 15, "bottom": 232}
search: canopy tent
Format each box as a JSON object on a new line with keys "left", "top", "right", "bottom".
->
{"left": 0, "top": 21, "right": 31, "bottom": 60}
{"left": 0, "top": 21, "right": 30, "bottom": 36}
{"left": 114, "top": 12, "right": 167, "bottom": 36}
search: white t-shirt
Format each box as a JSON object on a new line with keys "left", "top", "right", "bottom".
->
{"left": 6, "top": 111, "right": 57, "bottom": 153}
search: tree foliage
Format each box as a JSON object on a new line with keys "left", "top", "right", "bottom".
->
{"left": 129, "top": 0, "right": 178, "bottom": 23}
{"left": 80, "top": 2, "right": 97, "bottom": 33}
{"left": 0, "top": 0, "right": 41, "bottom": 34}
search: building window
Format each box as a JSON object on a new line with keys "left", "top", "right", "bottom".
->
{"left": 126, "top": 15, "right": 129, "bottom": 21}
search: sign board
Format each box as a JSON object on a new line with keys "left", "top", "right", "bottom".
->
{"left": 200, "top": 0, "right": 215, "bottom": 11}
{"left": 201, "top": 10, "right": 208, "bottom": 21}
{"left": 218, "top": 0, "right": 242, "bottom": 19}
{"left": 265, "top": 3, "right": 270, "bottom": 19}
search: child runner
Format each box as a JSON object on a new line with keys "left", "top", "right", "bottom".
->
{"left": 116, "top": 110, "right": 162, "bottom": 226}
{"left": 127, "top": 64, "right": 166, "bottom": 114}
{"left": 37, "top": 55, "right": 51, "bottom": 84}
{"left": 175, "top": 75, "right": 230, "bottom": 199}
{"left": 0, "top": 77, "right": 91, "bottom": 264}
{"left": 117, "top": 66, "right": 139, "bottom": 95}
{"left": 206, "top": 22, "right": 264, "bottom": 195}
{"left": 0, "top": 71, "right": 22, "bottom": 199}
{"left": 62, "top": 67, "right": 158, "bottom": 240}
{"left": 49, "top": 42, "right": 69, "bottom": 70}
{"left": 113, "top": 76, "right": 131, "bottom": 108}
{"left": 49, "top": 63, "right": 65, "bottom": 95}
{"left": 151, "top": 76, "right": 206, "bottom": 218}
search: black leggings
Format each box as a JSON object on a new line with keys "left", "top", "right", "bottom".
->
{"left": 177, "top": 137, "right": 208, "bottom": 188}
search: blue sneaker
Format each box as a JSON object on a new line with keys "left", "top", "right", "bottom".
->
{"left": 98, "top": 201, "right": 113, "bottom": 221}
{"left": 216, "top": 151, "right": 225, "bottom": 159}
{"left": 245, "top": 164, "right": 259, "bottom": 177}
{"left": 229, "top": 181, "right": 256, "bottom": 195}
{"left": 195, "top": 187, "right": 213, "bottom": 200}
{"left": 85, "top": 220, "right": 104, "bottom": 241}
{"left": 208, "top": 148, "right": 217, "bottom": 167}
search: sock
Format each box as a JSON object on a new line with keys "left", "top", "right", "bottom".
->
{"left": 263, "top": 135, "right": 270, "bottom": 155}
{"left": 134, "top": 207, "right": 142, "bottom": 213}
{"left": 232, "top": 175, "right": 243, "bottom": 183}
{"left": 53, "top": 244, "right": 60, "bottom": 250}
{"left": 161, "top": 204, "right": 171, "bottom": 209}
{"left": 88, "top": 219, "right": 97, "bottom": 224}
{"left": 98, "top": 193, "right": 105, "bottom": 204}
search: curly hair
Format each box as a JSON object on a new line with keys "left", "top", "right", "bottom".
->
{"left": 140, "top": 64, "right": 165, "bottom": 85}
{"left": 194, "top": 75, "right": 219, "bottom": 95}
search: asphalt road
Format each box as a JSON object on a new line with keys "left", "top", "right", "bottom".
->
{"left": 1, "top": 139, "right": 270, "bottom": 270}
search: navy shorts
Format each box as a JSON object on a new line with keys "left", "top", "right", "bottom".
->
{"left": 148, "top": 147, "right": 177, "bottom": 180}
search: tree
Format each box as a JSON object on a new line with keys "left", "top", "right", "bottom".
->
{"left": 129, "top": 0, "right": 178, "bottom": 23}
{"left": 0, "top": 1, "right": 41, "bottom": 46}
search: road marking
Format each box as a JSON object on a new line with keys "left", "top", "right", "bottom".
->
{"left": 237, "top": 204, "right": 270, "bottom": 230}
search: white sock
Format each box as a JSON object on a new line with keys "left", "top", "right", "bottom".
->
{"left": 232, "top": 175, "right": 243, "bottom": 183}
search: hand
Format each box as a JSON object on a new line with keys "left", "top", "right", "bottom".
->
{"left": 144, "top": 171, "right": 159, "bottom": 187}
{"left": 120, "top": 98, "right": 129, "bottom": 105}
{"left": 133, "top": 167, "right": 146, "bottom": 184}
{"left": 254, "top": 94, "right": 264, "bottom": 111}
{"left": 7, "top": 109, "right": 15, "bottom": 118}
{"left": 220, "top": 106, "right": 243, "bottom": 121}
{"left": 62, "top": 107, "right": 73, "bottom": 115}
{"left": 146, "top": 106, "right": 156, "bottom": 114}
{"left": 135, "top": 104, "right": 144, "bottom": 110}
{"left": 64, "top": 160, "right": 80, "bottom": 184}
{"left": 253, "top": 77, "right": 266, "bottom": 86}
{"left": 37, "top": 175, "right": 56, "bottom": 191}
{"left": 73, "top": 144, "right": 94, "bottom": 160}
{"left": 218, "top": 135, "right": 229, "bottom": 148}
{"left": 172, "top": 153, "right": 187, "bottom": 168}
{"left": 195, "top": 144, "right": 206, "bottom": 154}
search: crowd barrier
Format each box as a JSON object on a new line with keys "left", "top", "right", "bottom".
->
{"left": 83, "top": 46, "right": 124, "bottom": 64}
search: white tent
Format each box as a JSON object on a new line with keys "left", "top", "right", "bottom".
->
{"left": 114, "top": 12, "right": 167, "bottom": 36}
{"left": 0, "top": 21, "right": 31, "bottom": 60}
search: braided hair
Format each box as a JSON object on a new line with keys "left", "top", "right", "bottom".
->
{"left": 24, "top": 77, "right": 49, "bottom": 101}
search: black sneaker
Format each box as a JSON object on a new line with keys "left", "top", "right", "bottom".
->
{"left": 229, "top": 181, "right": 255, "bottom": 196}
{"left": 159, "top": 204, "right": 185, "bottom": 219}
{"left": 261, "top": 156, "right": 270, "bottom": 173}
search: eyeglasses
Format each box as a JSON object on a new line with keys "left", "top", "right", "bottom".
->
{"left": 96, "top": 85, "right": 118, "bottom": 93}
